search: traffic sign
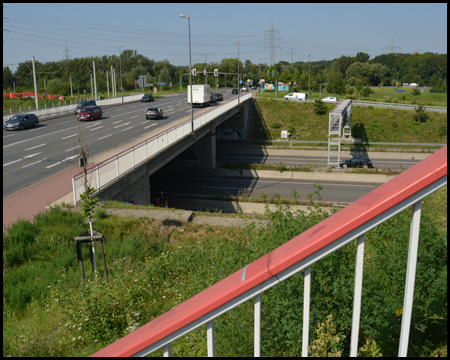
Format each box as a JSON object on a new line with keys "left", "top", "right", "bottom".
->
{"left": 267, "top": 70, "right": 270, "bottom": 76}
{"left": 192, "top": 69, "right": 196, "bottom": 76}
{"left": 214, "top": 69, "right": 218, "bottom": 76}
{"left": 157, "top": 82, "right": 166, "bottom": 85}
{"left": 272, "top": 70, "right": 275, "bottom": 77}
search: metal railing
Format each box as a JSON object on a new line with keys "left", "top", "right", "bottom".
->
{"left": 3, "top": 94, "right": 144, "bottom": 122}
{"left": 72, "top": 92, "right": 253, "bottom": 204}
{"left": 91, "top": 146, "right": 447, "bottom": 357}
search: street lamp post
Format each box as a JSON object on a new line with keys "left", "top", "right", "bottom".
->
{"left": 195, "top": 50, "right": 217, "bottom": 85}
{"left": 308, "top": 54, "right": 311, "bottom": 97}
{"left": 119, "top": 45, "right": 124, "bottom": 103}
{"left": 258, "top": 57, "right": 261, "bottom": 96}
{"left": 234, "top": 41, "right": 240, "bottom": 104}
{"left": 180, "top": 14, "right": 194, "bottom": 134}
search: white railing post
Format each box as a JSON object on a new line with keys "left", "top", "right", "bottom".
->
{"left": 132, "top": 148, "right": 135, "bottom": 168}
{"left": 398, "top": 200, "right": 422, "bottom": 357}
{"left": 97, "top": 166, "right": 100, "bottom": 191}
{"left": 72, "top": 177, "right": 77, "bottom": 205}
{"left": 350, "top": 234, "right": 365, "bottom": 357}
{"left": 207, "top": 319, "right": 215, "bottom": 357}
{"left": 302, "top": 265, "right": 311, "bottom": 357}
{"left": 116, "top": 156, "right": 119, "bottom": 179}
{"left": 254, "top": 294, "right": 261, "bottom": 357}
{"left": 163, "top": 343, "right": 171, "bottom": 357}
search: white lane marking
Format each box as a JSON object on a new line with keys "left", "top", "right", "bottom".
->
{"left": 130, "top": 115, "right": 138, "bottom": 119}
{"left": 22, "top": 159, "right": 42, "bottom": 168}
{"left": 186, "top": 110, "right": 191, "bottom": 112}
{"left": 89, "top": 126, "right": 104, "bottom": 131}
{"left": 114, "top": 122, "right": 130, "bottom": 128}
{"left": 62, "top": 155, "right": 77, "bottom": 162}
{"left": 3, "top": 159, "right": 22, "bottom": 166}
{"left": 3, "top": 134, "right": 14, "bottom": 138}
{"left": 86, "top": 123, "right": 99, "bottom": 128}
{"left": 112, "top": 120, "right": 123, "bottom": 124}
{"left": 25, "top": 143, "right": 46, "bottom": 151}
{"left": 46, "top": 162, "right": 61, "bottom": 168}
{"left": 62, "top": 134, "right": 78, "bottom": 139}
{"left": 121, "top": 127, "right": 133, "bottom": 132}
{"left": 29, "top": 127, "right": 44, "bottom": 132}
{"left": 24, "top": 152, "right": 41, "bottom": 158}
{"left": 144, "top": 124, "right": 157, "bottom": 129}
{"left": 98, "top": 134, "right": 112, "bottom": 140}
{"left": 168, "top": 112, "right": 174, "bottom": 115}
{"left": 66, "top": 145, "right": 81, "bottom": 152}
{"left": 58, "top": 121, "right": 70, "bottom": 125}
{"left": 141, "top": 121, "right": 148, "bottom": 124}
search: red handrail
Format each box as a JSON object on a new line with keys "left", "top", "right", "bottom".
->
{"left": 92, "top": 146, "right": 446, "bottom": 357}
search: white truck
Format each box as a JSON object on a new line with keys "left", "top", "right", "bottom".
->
{"left": 283, "top": 92, "right": 308, "bottom": 102}
{"left": 187, "top": 84, "right": 211, "bottom": 107}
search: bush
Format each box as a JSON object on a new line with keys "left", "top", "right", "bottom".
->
{"left": 412, "top": 88, "right": 421, "bottom": 96}
{"left": 314, "top": 99, "right": 327, "bottom": 115}
{"left": 414, "top": 104, "right": 428, "bottom": 123}
{"left": 270, "top": 122, "right": 282, "bottom": 129}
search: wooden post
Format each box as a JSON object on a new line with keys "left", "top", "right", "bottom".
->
{"left": 76, "top": 241, "right": 85, "bottom": 280}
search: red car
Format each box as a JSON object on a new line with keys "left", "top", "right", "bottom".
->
{"left": 77, "top": 106, "right": 102, "bottom": 121}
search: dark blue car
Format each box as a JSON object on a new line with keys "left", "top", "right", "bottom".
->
{"left": 395, "top": 89, "right": 405, "bottom": 92}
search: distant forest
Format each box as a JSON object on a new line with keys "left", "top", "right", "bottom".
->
{"left": 3, "top": 51, "right": 447, "bottom": 96}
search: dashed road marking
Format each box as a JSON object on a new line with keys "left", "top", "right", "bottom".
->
{"left": 46, "top": 162, "right": 61, "bottom": 168}
{"left": 25, "top": 143, "right": 46, "bottom": 151}
{"left": 24, "top": 152, "right": 41, "bottom": 158}
{"left": 62, "top": 134, "right": 78, "bottom": 139}
{"left": 114, "top": 123, "right": 130, "bottom": 128}
{"left": 22, "top": 159, "right": 43, "bottom": 168}
{"left": 3, "top": 159, "right": 22, "bottom": 167}
{"left": 98, "top": 134, "right": 112, "bottom": 140}
{"left": 122, "top": 127, "right": 133, "bottom": 132}
{"left": 144, "top": 124, "right": 157, "bottom": 129}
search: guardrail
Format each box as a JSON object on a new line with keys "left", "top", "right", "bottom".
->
{"left": 3, "top": 94, "right": 144, "bottom": 123}
{"left": 72, "top": 92, "right": 253, "bottom": 204}
{"left": 92, "top": 145, "right": 447, "bottom": 357}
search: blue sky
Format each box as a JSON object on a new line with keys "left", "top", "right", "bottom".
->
{"left": 3, "top": 3, "right": 447, "bottom": 72}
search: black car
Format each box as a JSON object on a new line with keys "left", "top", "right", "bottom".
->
{"left": 141, "top": 94, "right": 154, "bottom": 102}
{"left": 340, "top": 157, "right": 373, "bottom": 169}
{"left": 4, "top": 114, "right": 39, "bottom": 130}
{"left": 212, "top": 93, "right": 223, "bottom": 101}
{"left": 209, "top": 95, "right": 216, "bottom": 104}
{"left": 231, "top": 88, "right": 238, "bottom": 94}
{"left": 75, "top": 100, "right": 96, "bottom": 115}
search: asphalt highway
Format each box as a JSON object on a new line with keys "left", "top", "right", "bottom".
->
{"left": 3, "top": 90, "right": 237, "bottom": 197}
{"left": 150, "top": 174, "right": 380, "bottom": 204}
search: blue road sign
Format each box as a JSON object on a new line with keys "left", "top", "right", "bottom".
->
{"left": 158, "top": 82, "right": 166, "bottom": 85}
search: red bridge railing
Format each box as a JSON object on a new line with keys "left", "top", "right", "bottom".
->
{"left": 92, "top": 146, "right": 447, "bottom": 357}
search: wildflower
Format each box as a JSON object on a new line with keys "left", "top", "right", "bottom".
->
{"left": 78, "top": 336, "right": 82, "bottom": 340}
{"left": 133, "top": 312, "right": 140, "bottom": 317}
{"left": 163, "top": 296, "right": 166, "bottom": 299}
{"left": 134, "top": 279, "right": 138, "bottom": 282}
{"left": 65, "top": 323, "right": 69, "bottom": 326}
{"left": 94, "top": 339, "right": 98, "bottom": 343}
{"left": 47, "top": 286, "right": 51, "bottom": 288}
{"left": 178, "top": 246, "right": 181, "bottom": 248}
{"left": 84, "top": 318, "right": 89, "bottom": 322}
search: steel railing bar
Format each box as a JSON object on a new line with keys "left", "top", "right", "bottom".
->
{"left": 350, "top": 234, "right": 365, "bottom": 357}
{"left": 163, "top": 343, "right": 171, "bottom": 357}
{"left": 207, "top": 320, "right": 215, "bottom": 357}
{"left": 398, "top": 200, "right": 422, "bottom": 357}
{"left": 302, "top": 265, "right": 311, "bottom": 357}
{"left": 254, "top": 294, "right": 261, "bottom": 357}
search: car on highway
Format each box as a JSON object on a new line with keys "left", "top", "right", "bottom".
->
{"left": 141, "top": 94, "right": 155, "bottom": 102}
{"left": 339, "top": 157, "right": 373, "bottom": 169}
{"left": 241, "top": 86, "right": 248, "bottom": 92}
{"left": 209, "top": 94, "right": 216, "bottom": 104}
{"left": 75, "top": 100, "right": 96, "bottom": 114}
{"left": 4, "top": 114, "right": 39, "bottom": 130}
{"left": 395, "top": 89, "right": 405, "bottom": 92}
{"left": 212, "top": 93, "right": 223, "bottom": 101}
{"left": 322, "top": 96, "right": 339, "bottom": 104}
{"left": 77, "top": 106, "right": 103, "bottom": 121}
{"left": 251, "top": 85, "right": 256, "bottom": 89}
{"left": 232, "top": 88, "right": 238, "bottom": 94}
{"left": 146, "top": 106, "right": 163, "bottom": 120}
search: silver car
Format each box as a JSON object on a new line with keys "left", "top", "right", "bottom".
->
{"left": 4, "top": 114, "right": 39, "bottom": 130}
{"left": 146, "top": 106, "right": 163, "bottom": 120}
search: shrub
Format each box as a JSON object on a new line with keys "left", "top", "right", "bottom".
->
{"left": 270, "top": 122, "right": 282, "bottom": 129}
{"left": 313, "top": 99, "right": 327, "bottom": 115}
{"left": 412, "top": 88, "right": 421, "bottom": 96}
{"left": 414, "top": 104, "right": 428, "bottom": 123}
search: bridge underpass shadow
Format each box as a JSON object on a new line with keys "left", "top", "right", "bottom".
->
{"left": 350, "top": 123, "right": 369, "bottom": 158}
{"left": 149, "top": 164, "right": 265, "bottom": 214}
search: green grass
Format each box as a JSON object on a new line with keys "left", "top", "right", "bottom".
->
{"left": 252, "top": 98, "right": 447, "bottom": 144}
{"left": 256, "top": 87, "right": 447, "bottom": 107}
{"left": 3, "top": 186, "right": 447, "bottom": 357}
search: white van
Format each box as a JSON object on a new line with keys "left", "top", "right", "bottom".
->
{"left": 283, "top": 92, "right": 307, "bottom": 102}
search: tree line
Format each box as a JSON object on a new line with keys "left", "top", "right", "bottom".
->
{"left": 3, "top": 50, "right": 447, "bottom": 97}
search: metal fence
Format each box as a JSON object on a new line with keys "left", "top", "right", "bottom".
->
{"left": 3, "top": 94, "right": 144, "bottom": 123}
{"left": 72, "top": 92, "right": 253, "bottom": 204}
{"left": 91, "top": 146, "right": 447, "bottom": 357}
